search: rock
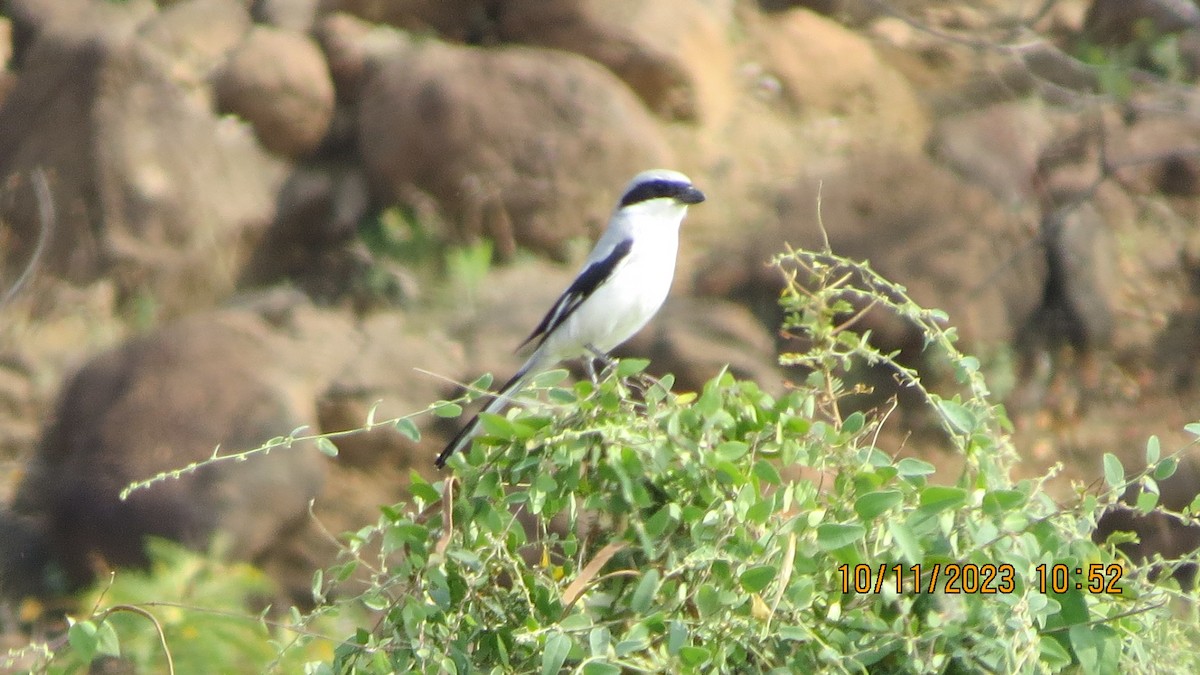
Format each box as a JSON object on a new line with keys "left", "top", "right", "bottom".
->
{"left": 1112, "top": 112, "right": 1200, "bottom": 198}
{"left": 6, "top": 0, "right": 157, "bottom": 70}
{"left": 699, "top": 150, "right": 1047, "bottom": 361}
{"left": 743, "top": 8, "right": 929, "bottom": 152}
{"left": 0, "top": 507, "right": 48, "bottom": 599}
{"left": 212, "top": 26, "right": 336, "bottom": 159}
{"left": 240, "top": 163, "right": 370, "bottom": 295}
{"left": 578, "top": 0, "right": 735, "bottom": 131}
{"left": 138, "top": 0, "right": 252, "bottom": 105}
{"left": 503, "top": 0, "right": 699, "bottom": 120}
{"left": 324, "top": 0, "right": 699, "bottom": 120}
{"left": 1084, "top": 0, "right": 1200, "bottom": 45}
{"left": 0, "top": 1, "right": 286, "bottom": 315}
{"left": 357, "top": 33, "right": 672, "bottom": 260}
{"left": 252, "top": 0, "right": 323, "bottom": 32}
{"left": 929, "top": 101, "right": 1060, "bottom": 205}
{"left": 9, "top": 302, "right": 348, "bottom": 593}
{"left": 757, "top": 0, "right": 841, "bottom": 14}
{"left": 1021, "top": 195, "right": 1118, "bottom": 355}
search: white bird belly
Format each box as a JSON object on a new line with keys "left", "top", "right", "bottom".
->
{"left": 542, "top": 245, "right": 675, "bottom": 360}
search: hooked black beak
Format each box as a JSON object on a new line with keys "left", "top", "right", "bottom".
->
{"left": 678, "top": 186, "right": 706, "bottom": 205}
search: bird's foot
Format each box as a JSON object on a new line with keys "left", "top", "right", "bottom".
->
{"left": 584, "top": 344, "right": 617, "bottom": 383}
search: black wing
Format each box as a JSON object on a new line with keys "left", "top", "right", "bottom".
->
{"left": 518, "top": 238, "right": 633, "bottom": 352}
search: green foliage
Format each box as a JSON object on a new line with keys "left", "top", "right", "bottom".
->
{"left": 295, "top": 247, "right": 1200, "bottom": 673}
{"left": 25, "top": 540, "right": 338, "bottom": 674}
{"left": 1075, "top": 19, "right": 1191, "bottom": 99}
{"left": 356, "top": 205, "right": 494, "bottom": 308}
{"left": 17, "top": 247, "right": 1200, "bottom": 673}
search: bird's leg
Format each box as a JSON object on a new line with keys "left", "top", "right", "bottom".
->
{"left": 585, "top": 344, "right": 617, "bottom": 379}
{"left": 583, "top": 355, "right": 598, "bottom": 384}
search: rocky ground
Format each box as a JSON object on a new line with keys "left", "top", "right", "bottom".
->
{"left": 3, "top": 0, "right": 1200, "bottom": 629}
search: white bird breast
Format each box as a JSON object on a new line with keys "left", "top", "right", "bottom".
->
{"left": 543, "top": 207, "right": 683, "bottom": 360}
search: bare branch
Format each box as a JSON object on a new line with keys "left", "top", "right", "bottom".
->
{"left": 0, "top": 169, "right": 55, "bottom": 310}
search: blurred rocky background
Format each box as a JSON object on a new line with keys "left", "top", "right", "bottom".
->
{"left": 3, "top": 0, "right": 1200, "bottom": 639}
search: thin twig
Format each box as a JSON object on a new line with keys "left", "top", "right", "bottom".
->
{"left": 1, "top": 168, "right": 55, "bottom": 310}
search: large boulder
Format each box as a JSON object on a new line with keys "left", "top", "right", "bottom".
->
{"left": 7, "top": 301, "right": 349, "bottom": 594}
{"left": 322, "top": 0, "right": 698, "bottom": 120}
{"left": 357, "top": 32, "right": 672, "bottom": 260}
{"left": 698, "top": 150, "right": 1048, "bottom": 361}
{"left": 0, "top": 0, "right": 284, "bottom": 314}
{"left": 212, "top": 25, "right": 336, "bottom": 159}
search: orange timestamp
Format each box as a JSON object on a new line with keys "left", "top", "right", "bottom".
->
{"left": 837, "top": 563, "right": 1125, "bottom": 595}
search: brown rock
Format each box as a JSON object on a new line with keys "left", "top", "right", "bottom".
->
{"left": 323, "top": 0, "right": 699, "bottom": 120}
{"left": 138, "top": 0, "right": 252, "bottom": 104}
{"left": 1084, "top": 0, "right": 1200, "bottom": 45}
{"left": 11, "top": 306, "right": 333, "bottom": 591}
{"left": 253, "top": 0, "right": 323, "bottom": 32}
{"left": 744, "top": 8, "right": 929, "bottom": 151}
{"left": 930, "top": 102, "right": 1060, "bottom": 204}
{"left": 700, "top": 150, "right": 1047, "bottom": 360}
{"left": 0, "top": 1, "right": 286, "bottom": 315}
{"left": 357, "top": 34, "right": 672, "bottom": 260}
{"left": 213, "top": 25, "right": 336, "bottom": 159}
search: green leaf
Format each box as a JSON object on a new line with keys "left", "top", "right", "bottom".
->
{"left": 667, "top": 621, "right": 687, "bottom": 655}
{"left": 94, "top": 620, "right": 120, "bottom": 658}
{"left": 1154, "top": 457, "right": 1178, "bottom": 481}
{"left": 714, "top": 441, "right": 749, "bottom": 462}
{"left": 67, "top": 619, "right": 99, "bottom": 662}
{"left": 1102, "top": 453, "right": 1125, "bottom": 489}
{"left": 630, "top": 569, "right": 660, "bottom": 613}
{"left": 854, "top": 490, "right": 903, "bottom": 520}
{"left": 469, "top": 372, "right": 495, "bottom": 391}
{"left": 841, "top": 411, "right": 865, "bottom": 434}
{"left": 740, "top": 565, "right": 777, "bottom": 593}
{"left": 1069, "top": 624, "right": 1119, "bottom": 675}
{"left": 753, "top": 459, "right": 782, "bottom": 485}
{"left": 679, "top": 646, "right": 710, "bottom": 667}
{"left": 695, "top": 584, "right": 721, "bottom": 617}
{"left": 541, "top": 632, "right": 571, "bottom": 675}
{"left": 316, "top": 437, "right": 339, "bottom": 457}
{"left": 478, "top": 413, "right": 517, "bottom": 439}
{"left": 935, "top": 398, "right": 976, "bottom": 434}
{"left": 918, "top": 486, "right": 967, "bottom": 513}
{"left": 589, "top": 627, "right": 611, "bottom": 658}
{"left": 1135, "top": 489, "right": 1159, "bottom": 513}
{"left": 582, "top": 663, "right": 621, "bottom": 675}
{"left": 1039, "top": 635, "right": 1073, "bottom": 669}
{"left": 888, "top": 521, "right": 921, "bottom": 564}
{"left": 982, "top": 489, "right": 1026, "bottom": 514}
{"left": 1145, "top": 435, "right": 1160, "bottom": 465}
{"left": 616, "top": 358, "right": 650, "bottom": 377}
{"left": 394, "top": 417, "right": 421, "bottom": 442}
{"left": 1186, "top": 422, "right": 1200, "bottom": 438}
{"left": 530, "top": 368, "right": 569, "bottom": 388}
{"left": 433, "top": 401, "right": 464, "bottom": 418}
{"left": 312, "top": 567, "right": 325, "bottom": 601}
{"left": 817, "top": 523, "right": 866, "bottom": 551}
{"left": 409, "top": 473, "right": 441, "bottom": 503}
{"left": 896, "top": 458, "right": 936, "bottom": 478}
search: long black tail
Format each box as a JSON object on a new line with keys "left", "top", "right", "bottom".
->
{"left": 434, "top": 363, "right": 537, "bottom": 468}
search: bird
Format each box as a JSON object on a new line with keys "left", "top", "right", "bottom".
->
{"left": 435, "top": 169, "right": 705, "bottom": 468}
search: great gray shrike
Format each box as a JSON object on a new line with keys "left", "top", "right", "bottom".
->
{"left": 435, "top": 169, "right": 705, "bottom": 468}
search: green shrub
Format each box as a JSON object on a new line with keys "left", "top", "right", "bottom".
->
{"left": 297, "top": 247, "right": 1200, "bottom": 673}
{"left": 15, "top": 247, "right": 1200, "bottom": 673}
